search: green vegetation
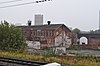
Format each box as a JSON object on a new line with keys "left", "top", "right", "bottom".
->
{"left": 0, "top": 52, "right": 100, "bottom": 66}
{"left": 43, "top": 48, "right": 57, "bottom": 57}
{"left": 72, "top": 28, "right": 80, "bottom": 33}
{"left": 0, "top": 21, "right": 27, "bottom": 52}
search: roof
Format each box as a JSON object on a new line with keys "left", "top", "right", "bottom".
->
{"left": 17, "top": 24, "right": 71, "bottom": 31}
{"left": 78, "top": 32, "right": 100, "bottom": 38}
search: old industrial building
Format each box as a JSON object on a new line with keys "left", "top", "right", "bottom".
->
{"left": 18, "top": 21, "right": 76, "bottom": 49}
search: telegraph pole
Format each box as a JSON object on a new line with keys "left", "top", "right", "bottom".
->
{"left": 99, "top": 10, "right": 100, "bottom": 30}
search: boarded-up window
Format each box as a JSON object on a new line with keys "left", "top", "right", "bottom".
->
{"left": 50, "top": 31, "right": 53, "bottom": 36}
{"left": 37, "top": 30, "right": 41, "bottom": 36}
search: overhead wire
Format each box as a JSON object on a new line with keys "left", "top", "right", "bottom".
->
{"left": 0, "top": 0, "right": 52, "bottom": 8}
{"left": 0, "top": 0, "right": 23, "bottom": 4}
{"left": 0, "top": 1, "right": 36, "bottom": 8}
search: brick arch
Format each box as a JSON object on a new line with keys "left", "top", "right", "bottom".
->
{"left": 79, "top": 37, "right": 88, "bottom": 45}
{"left": 78, "top": 34, "right": 89, "bottom": 39}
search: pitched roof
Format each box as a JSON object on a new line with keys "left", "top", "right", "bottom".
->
{"left": 17, "top": 24, "right": 71, "bottom": 31}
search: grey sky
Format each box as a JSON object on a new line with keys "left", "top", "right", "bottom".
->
{"left": 0, "top": 0, "right": 100, "bottom": 31}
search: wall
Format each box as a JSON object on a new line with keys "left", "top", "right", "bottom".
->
{"left": 20, "top": 25, "right": 74, "bottom": 49}
{"left": 26, "top": 41, "right": 40, "bottom": 49}
{"left": 89, "top": 38, "right": 100, "bottom": 48}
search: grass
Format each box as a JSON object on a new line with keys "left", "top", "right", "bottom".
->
{"left": 0, "top": 51, "right": 100, "bottom": 66}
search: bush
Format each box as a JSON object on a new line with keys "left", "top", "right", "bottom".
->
{"left": 0, "top": 21, "right": 27, "bottom": 52}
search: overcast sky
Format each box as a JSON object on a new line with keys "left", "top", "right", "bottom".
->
{"left": 0, "top": 0, "right": 100, "bottom": 31}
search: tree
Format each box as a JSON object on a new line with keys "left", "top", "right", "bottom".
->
{"left": 72, "top": 28, "right": 80, "bottom": 33}
{"left": 0, "top": 20, "right": 27, "bottom": 52}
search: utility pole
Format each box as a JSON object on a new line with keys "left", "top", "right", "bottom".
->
{"left": 99, "top": 10, "right": 100, "bottom": 30}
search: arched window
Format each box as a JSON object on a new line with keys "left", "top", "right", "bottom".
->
{"left": 80, "top": 37, "right": 88, "bottom": 45}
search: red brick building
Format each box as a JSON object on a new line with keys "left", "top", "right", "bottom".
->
{"left": 77, "top": 33, "right": 100, "bottom": 49}
{"left": 18, "top": 23, "right": 76, "bottom": 49}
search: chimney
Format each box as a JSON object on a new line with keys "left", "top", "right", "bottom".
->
{"left": 47, "top": 21, "right": 51, "bottom": 25}
{"left": 28, "top": 20, "right": 32, "bottom": 26}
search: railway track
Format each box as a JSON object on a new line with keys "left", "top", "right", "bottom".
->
{"left": 0, "top": 57, "right": 48, "bottom": 66}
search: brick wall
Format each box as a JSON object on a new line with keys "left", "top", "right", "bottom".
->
{"left": 89, "top": 38, "right": 100, "bottom": 48}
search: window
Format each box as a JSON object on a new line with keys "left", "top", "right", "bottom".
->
{"left": 50, "top": 31, "right": 53, "bottom": 36}
{"left": 42, "top": 31, "right": 45, "bottom": 36}
{"left": 33, "top": 31, "right": 36, "bottom": 36}
{"left": 44, "top": 31, "right": 46, "bottom": 37}
{"left": 48, "top": 31, "right": 50, "bottom": 36}
{"left": 32, "top": 31, "right": 35, "bottom": 36}
{"left": 37, "top": 30, "right": 41, "bottom": 36}
{"left": 46, "top": 31, "right": 48, "bottom": 36}
{"left": 26, "top": 30, "right": 32, "bottom": 41}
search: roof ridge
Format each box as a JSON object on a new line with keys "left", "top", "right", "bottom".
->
{"left": 17, "top": 24, "right": 68, "bottom": 30}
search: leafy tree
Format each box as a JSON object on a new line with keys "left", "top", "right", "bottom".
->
{"left": 72, "top": 28, "right": 80, "bottom": 33}
{"left": 0, "top": 20, "right": 27, "bottom": 52}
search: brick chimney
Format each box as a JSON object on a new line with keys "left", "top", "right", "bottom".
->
{"left": 47, "top": 21, "right": 51, "bottom": 25}
{"left": 28, "top": 20, "right": 32, "bottom": 26}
